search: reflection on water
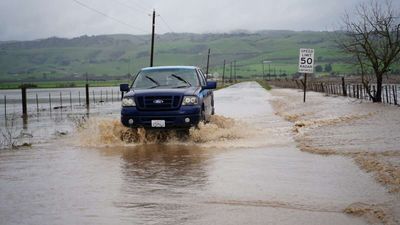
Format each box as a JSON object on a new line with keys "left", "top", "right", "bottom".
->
{"left": 120, "top": 144, "right": 208, "bottom": 189}
{"left": 98, "top": 144, "right": 212, "bottom": 225}
{"left": 0, "top": 143, "right": 213, "bottom": 225}
{"left": 99, "top": 144, "right": 210, "bottom": 192}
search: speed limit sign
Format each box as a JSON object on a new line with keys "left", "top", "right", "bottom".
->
{"left": 298, "top": 48, "right": 314, "bottom": 73}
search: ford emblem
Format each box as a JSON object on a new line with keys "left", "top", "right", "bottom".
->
{"left": 153, "top": 99, "right": 164, "bottom": 104}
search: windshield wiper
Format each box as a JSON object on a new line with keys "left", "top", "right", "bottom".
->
{"left": 145, "top": 76, "right": 160, "bottom": 86}
{"left": 173, "top": 85, "right": 189, "bottom": 88}
{"left": 149, "top": 84, "right": 170, "bottom": 89}
{"left": 170, "top": 74, "right": 192, "bottom": 87}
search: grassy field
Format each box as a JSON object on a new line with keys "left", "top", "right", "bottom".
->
{"left": 1, "top": 31, "right": 398, "bottom": 86}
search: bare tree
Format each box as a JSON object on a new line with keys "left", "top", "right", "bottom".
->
{"left": 1, "top": 114, "right": 22, "bottom": 149}
{"left": 338, "top": 0, "right": 400, "bottom": 102}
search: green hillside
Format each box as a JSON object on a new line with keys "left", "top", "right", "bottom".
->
{"left": 1, "top": 30, "right": 393, "bottom": 83}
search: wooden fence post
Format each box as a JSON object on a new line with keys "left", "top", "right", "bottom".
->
{"left": 21, "top": 87, "right": 27, "bottom": 118}
{"left": 342, "top": 77, "right": 347, "bottom": 96}
{"left": 49, "top": 93, "right": 52, "bottom": 113}
{"left": 69, "top": 91, "right": 72, "bottom": 108}
{"left": 303, "top": 74, "right": 307, "bottom": 103}
{"left": 85, "top": 84, "right": 90, "bottom": 107}
{"left": 60, "top": 92, "right": 63, "bottom": 108}
{"left": 4, "top": 95, "right": 6, "bottom": 122}
{"left": 385, "top": 85, "right": 389, "bottom": 104}
{"left": 36, "top": 93, "right": 39, "bottom": 113}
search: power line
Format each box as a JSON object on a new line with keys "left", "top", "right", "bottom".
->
{"left": 112, "top": 0, "right": 173, "bottom": 34}
{"left": 113, "top": 0, "right": 150, "bottom": 16}
{"left": 159, "top": 15, "right": 175, "bottom": 33}
{"left": 107, "top": 0, "right": 174, "bottom": 35}
{"left": 124, "top": 0, "right": 152, "bottom": 12}
{"left": 71, "top": 0, "right": 148, "bottom": 33}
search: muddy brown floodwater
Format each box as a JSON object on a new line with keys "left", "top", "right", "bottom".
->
{"left": 0, "top": 82, "right": 397, "bottom": 225}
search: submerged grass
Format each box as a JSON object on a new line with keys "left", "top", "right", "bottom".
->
{"left": 278, "top": 105, "right": 400, "bottom": 194}
{"left": 344, "top": 202, "right": 397, "bottom": 225}
{"left": 256, "top": 80, "right": 272, "bottom": 90}
{"left": 269, "top": 88, "right": 400, "bottom": 224}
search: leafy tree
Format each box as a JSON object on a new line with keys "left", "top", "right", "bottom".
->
{"left": 315, "top": 65, "right": 323, "bottom": 72}
{"left": 324, "top": 64, "right": 332, "bottom": 72}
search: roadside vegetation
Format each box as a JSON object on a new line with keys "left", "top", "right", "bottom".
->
{"left": 256, "top": 80, "right": 272, "bottom": 90}
{"left": 0, "top": 115, "right": 32, "bottom": 149}
{"left": 2, "top": 31, "right": 399, "bottom": 87}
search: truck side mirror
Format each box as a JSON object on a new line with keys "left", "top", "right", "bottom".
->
{"left": 120, "top": 83, "right": 130, "bottom": 92}
{"left": 204, "top": 81, "right": 217, "bottom": 89}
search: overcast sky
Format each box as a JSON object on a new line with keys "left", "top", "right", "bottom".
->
{"left": 0, "top": 0, "right": 396, "bottom": 41}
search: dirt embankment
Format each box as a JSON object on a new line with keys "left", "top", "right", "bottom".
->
{"left": 269, "top": 88, "right": 400, "bottom": 225}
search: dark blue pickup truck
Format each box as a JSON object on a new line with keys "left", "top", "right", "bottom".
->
{"left": 120, "top": 66, "right": 216, "bottom": 130}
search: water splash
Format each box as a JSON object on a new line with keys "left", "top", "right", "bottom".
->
{"left": 76, "top": 115, "right": 248, "bottom": 147}
{"left": 189, "top": 115, "right": 239, "bottom": 143}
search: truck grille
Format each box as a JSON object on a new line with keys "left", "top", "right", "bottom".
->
{"left": 136, "top": 96, "right": 181, "bottom": 111}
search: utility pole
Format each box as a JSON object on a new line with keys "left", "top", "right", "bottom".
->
{"left": 150, "top": 9, "right": 156, "bottom": 67}
{"left": 268, "top": 63, "right": 271, "bottom": 80}
{"left": 230, "top": 62, "right": 233, "bottom": 83}
{"left": 85, "top": 73, "right": 89, "bottom": 109}
{"left": 234, "top": 60, "right": 237, "bottom": 82}
{"left": 222, "top": 60, "right": 226, "bottom": 85}
{"left": 303, "top": 74, "right": 307, "bottom": 103}
{"left": 262, "top": 60, "right": 265, "bottom": 80}
{"left": 206, "top": 48, "right": 211, "bottom": 77}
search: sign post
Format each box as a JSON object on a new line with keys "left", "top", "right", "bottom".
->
{"left": 298, "top": 48, "right": 314, "bottom": 103}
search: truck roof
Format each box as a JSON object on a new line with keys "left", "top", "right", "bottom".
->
{"left": 141, "top": 66, "right": 199, "bottom": 71}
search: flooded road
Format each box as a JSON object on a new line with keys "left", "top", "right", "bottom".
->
{"left": 0, "top": 82, "right": 393, "bottom": 225}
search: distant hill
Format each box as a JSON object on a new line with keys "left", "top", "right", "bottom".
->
{"left": 0, "top": 30, "right": 375, "bottom": 82}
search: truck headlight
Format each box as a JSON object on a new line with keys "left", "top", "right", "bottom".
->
{"left": 122, "top": 97, "right": 136, "bottom": 107}
{"left": 182, "top": 96, "right": 198, "bottom": 105}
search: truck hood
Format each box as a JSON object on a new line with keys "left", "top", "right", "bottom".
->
{"left": 124, "top": 86, "right": 200, "bottom": 97}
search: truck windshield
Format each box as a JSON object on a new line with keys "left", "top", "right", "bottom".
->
{"left": 132, "top": 68, "right": 200, "bottom": 89}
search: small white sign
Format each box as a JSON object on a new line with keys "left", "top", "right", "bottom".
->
{"left": 151, "top": 120, "right": 165, "bottom": 128}
{"left": 298, "top": 48, "right": 314, "bottom": 73}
